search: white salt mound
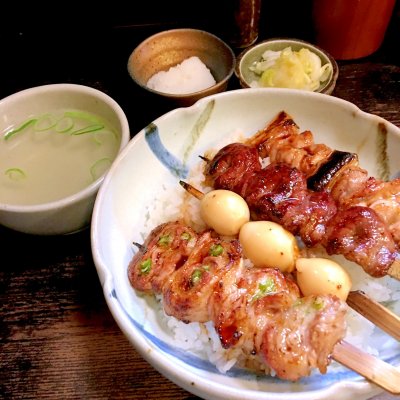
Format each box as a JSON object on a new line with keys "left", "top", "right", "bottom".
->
{"left": 146, "top": 56, "right": 217, "bottom": 94}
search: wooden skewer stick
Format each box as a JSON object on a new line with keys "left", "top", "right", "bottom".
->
{"left": 179, "top": 180, "right": 204, "bottom": 200}
{"left": 132, "top": 241, "right": 147, "bottom": 251}
{"left": 333, "top": 341, "right": 400, "bottom": 394}
{"left": 347, "top": 290, "right": 400, "bottom": 341}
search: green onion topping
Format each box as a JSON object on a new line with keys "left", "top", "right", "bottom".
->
{"left": 71, "top": 124, "right": 104, "bottom": 136}
{"left": 4, "top": 118, "right": 37, "bottom": 140}
{"left": 209, "top": 244, "right": 223, "bottom": 257}
{"left": 158, "top": 234, "right": 172, "bottom": 247}
{"left": 55, "top": 116, "right": 74, "bottom": 133}
{"left": 5, "top": 168, "right": 26, "bottom": 181}
{"left": 190, "top": 269, "right": 203, "bottom": 286}
{"left": 34, "top": 114, "right": 58, "bottom": 132}
{"left": 312, "top": 297, "right": 324, "bottom": 310}
{"left": 139, "top": 259, "right": 152, "bottom": 274}
{"left": 252, "top": 278, "right": 276, "bottom": 301}
{"left": 90, "top": 158, "right": 112, "bottom": 181}
{"left": 181, "top": 232, "right": 191, "bottom": 241}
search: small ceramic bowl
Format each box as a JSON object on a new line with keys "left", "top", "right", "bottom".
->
{"left": 127, "top": 28, "right": 236, "bottom": 107}
{"left": 236, "top": 38, "right": 338, "bottom": 95}
{"left": 0, "top": 83, "right": 130, "bottom": 235}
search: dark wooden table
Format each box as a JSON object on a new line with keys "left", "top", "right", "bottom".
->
{"left": 1, "top": 8, "right": 400, "bottom": 400}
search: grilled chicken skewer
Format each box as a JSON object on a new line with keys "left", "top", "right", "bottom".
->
{"left": 246, "top": 111, "right": 400, "bottom": 277}
{"left": 180, "top": 180, "right": 400, "bottom": 341}
{"left": 128, "top": 219, "right": 400, "bottom": 394}
{"left": 202, "top": 135, "right": 400, "bottom": 279}
{"left": 203, "top": 148, "right": 399, "bottom": 279}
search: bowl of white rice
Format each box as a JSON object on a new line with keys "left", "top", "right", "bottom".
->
{"left": 91, "top": 88, "right": 400, "bottom": 400}
{"left": 127, "top": 28, "right": 235, "bottom": 107}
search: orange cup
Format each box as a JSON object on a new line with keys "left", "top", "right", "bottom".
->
{"left": 312, "top": 0, "right": 396, "bottom": 60}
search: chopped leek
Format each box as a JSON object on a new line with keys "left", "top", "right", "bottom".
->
{"left": 34, "top": 114, "right": 58, "bottom": 132}
{"left": 90, "top": 157, "right": 112, "bottom": 181}
{"left": 158, "top": 234, "right": 172, "bottom": 247}
{"left": 252, "top": 278, "right": 276, "bottom": 301}
{"left": 5, "top": 168, "right": 26, "bottom": 181}
{"left": 55, "top": 116, "right": 74, "bottom": 133}
{"left": 191, "top": 269, "right": 203, "bottom": 286}
{"left": 139, "top": 259, "right": 152, "bottom": 274}
{"left": 209, "top": 244, "right": 223, "bottom": 256}
{"left": 4, "top": 118, "right": 37, "bottom": 140}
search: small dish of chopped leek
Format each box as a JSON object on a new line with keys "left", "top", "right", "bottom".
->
{"left": 235, "top": 38, "right": 338, "bottom": 95}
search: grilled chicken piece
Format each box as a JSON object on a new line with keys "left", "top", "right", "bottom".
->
{"left": 204, "top": 142, "right": 261, "bottom": 191}
{"left": 323, "top": 206, "right": 397, "bottom": 277}
{"left": 163, "top": 231, "right": 242, "bottom": 323}
{"left": 261, "top": 295, "right": 347, "bottom": 380}
{"left": 254, "top": 111, "right": 400, "bottom": 250}
{"left": 210, "top": 265, "right": 300, "bottom": 351}
{"left": 128, "top": 221, "right": 198, "bottom": 293}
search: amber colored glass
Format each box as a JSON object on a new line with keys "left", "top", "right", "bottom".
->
{"left": 313, "top": 0, "right": 396, "bottom": 60}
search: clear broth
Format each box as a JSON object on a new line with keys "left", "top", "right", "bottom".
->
{"left": 0, "top": 109, "right": 121, "bottom": 205}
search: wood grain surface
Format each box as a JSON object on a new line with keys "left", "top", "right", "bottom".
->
{"left": 1, "top": 4, "right": 400, "bottom": 399}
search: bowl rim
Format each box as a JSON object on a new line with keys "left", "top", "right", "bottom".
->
{"left": 235, "top": 37, "right": 339, "bottom": 94}
{"left": 127, "top": 28, "right": 236, "bottom": 99}
{"left": 0, "top": 83, "right": 130, "bottom": 213}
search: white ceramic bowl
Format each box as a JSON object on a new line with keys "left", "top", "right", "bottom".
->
{"left": 91, "top": 88, "right": 400, "bottom": 400}
{"left": 0, "top": 84, "right": 130, "bottom": 235}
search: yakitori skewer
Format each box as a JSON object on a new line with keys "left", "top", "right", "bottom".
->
{"left": 199, "top": 144, "right": 400, "bottom": 280}
{"left": 180, "top": 180, "right": 400, "bottom": 331}
{"left": 179, "top": 179, "right": 400, "bottom": 393}
{"left": 242, "top": 110, "right": 400, "bottom": 281}
{"left": 130, "top": 180, "right": 400, "bottom": 394}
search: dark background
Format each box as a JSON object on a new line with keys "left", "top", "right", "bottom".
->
{"left": 1, "top": 0, "right": 399, "bottom": 136}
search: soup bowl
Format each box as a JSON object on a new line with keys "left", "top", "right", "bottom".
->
{"left": 0, "top": 83, "right": 130, "bottom": 235}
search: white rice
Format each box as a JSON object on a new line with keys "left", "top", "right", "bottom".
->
{"left": 139, "top": 128, "right": 400, "bottom": 375}
{"left": 146, "top": 56, "right": 216, "bottom": 95}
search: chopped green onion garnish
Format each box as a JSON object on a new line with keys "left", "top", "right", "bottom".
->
{"left": 90, "top": 157, "right": 112, "bottom": 181}
{"left": 252, "top": 278, "right": 276, "bottom": 301}
{"left": 34, "top": 114, "right": 58, "bottom": 132}
{"left": 64, "top": 110, "right": 105, "bottom": 125}
{"left": 4, "top": 118, "right": 37, "bottom": 140}
{"left": 139, "top": 259, "right": 152, "bottom": 274}
{"left": 209, "top": 244, "right": 223, "bottom": 256}
{"left": 55, "top": 116, "right": 74, "bottom": 133}
{"left": 181, "top": 232, "right": 191, "bottom": 241}
{"left": 293, "top": 298, "right": 303, "bottom": 307}
{"left": 158, "top": 234, "right": 171, "bottom": 247}
{"left": 71, "top": 124, "right": 104, "bottom": 136}
{"left": 312, "top": 297, "right": 324, "bottom": 310}
{"left": 190, "top": 269, "right": 203, "bottom": 286}
{"left": 5, "top": 168, "right": 26, "bottom": 181}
